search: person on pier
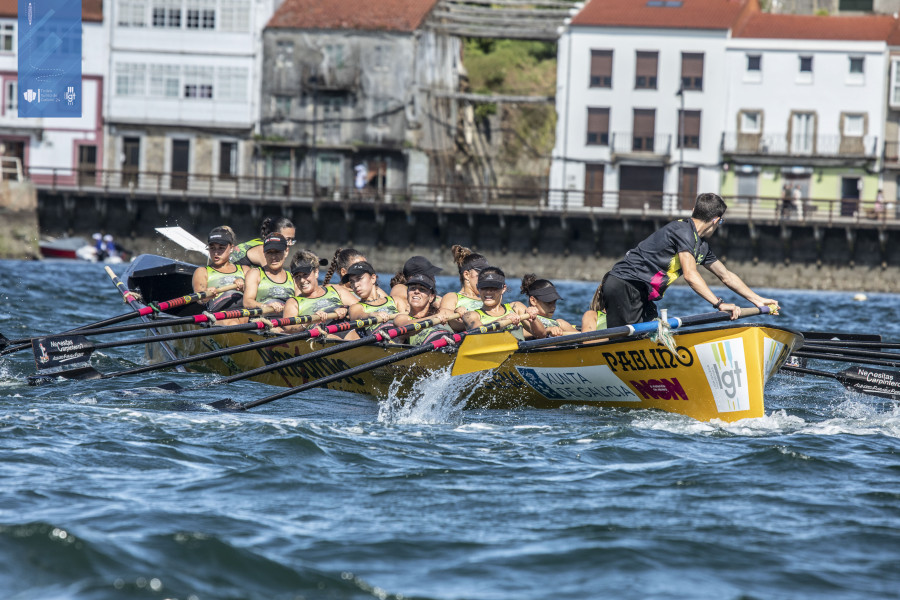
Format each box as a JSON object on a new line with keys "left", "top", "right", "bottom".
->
{"left": 242, "top": 233, "right": 295, "bottom": 314}
{"left": 461, "top": 267, "right": 535, "bottom": 341}
{"left": 231, "top": 217, "right": 296, "bottom": 275}
{"left": 603, "top": 193, "right": 778, "bottom": 328}
{"left": 393, "top": 274, "right": 454, "bottom": 345}
{"left": 519, "top": 274, "right": 577, "bottom": 339}
{"left": 390, "top": 255, "right": 444, "bottom": 314}
{"left": 345, "top": 261, "right": 400, "bottom": 340}
{"left": 280, "top": 249, "right": 356, "bottom": 333}
{"left": 439, "top": 244, "right": 488, "bottom": 331}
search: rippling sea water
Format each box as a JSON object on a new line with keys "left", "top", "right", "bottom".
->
{"left": 0, "top": 259, "right": 898, "bottom": 600}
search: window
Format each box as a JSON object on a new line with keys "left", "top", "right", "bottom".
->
{"left": 118, "top": 0, "right": 146, "bottom": 26}
{"left": 677, "top": 110, "right": 701, "bottom": 149}
{"left": 373, "top": 45, "right": 392, "bottom": 70}
{"left": 891, "top": 60, "right": 900, "bottom": 107}
{"left": 183, "top": 66, "right": 213, "bottom": 98}
{"left": 635, "top": 51, "right": 658, "bottom": 89}
{"left": 791, "top": 112, "right": 815, "bottom": 154}
{"left": 745, "top": 54, "right": 761, "bottom": 82}
{"left": 149, "top": 64, "right": 180, "bottom": 97}
{"left": 373, "top": 97, "right": 389, "bottom": 126}
{"left": 4, "top": 79, "right": 17, "bottom": 114}
{"left": 844, "top": 114, "right": 864, "bottom": 137}
{"left": 216, "top": 67, "right": 248, "bottom": 102}
{"left": 1, "top": 23, "right": 14, "bottom": 52}
{"left": 325, "top": 44, "right": 345, "bottom": 69}
{"left": 220, "top": 0, "right": 249, "bottom": 32}
{"left": 220, "top": 141, "right": 237, "bottom": 179}
{"left": 839, "top": 0, "right": 873, "bottom": 9}
{"left": 797, "top": 55, "right": 813, "bottom": 83}
{"left": 632, "top": 109, "right": 656, "bottom": 151}
{"left": 186, "top": 9, "right": 199, "bottom": 28}
{"left": 115, "top": 63, "right": 146, "bottom": 96}
{"left": 274, "top": 95, "right": 291, "bottom": 116}
{"left": 740, "top": 111, "right": 761, "bottom": 134}
{"left": 848, "top": 56, "right": 865, "bottom": 84}
{"left": 276, "top": 41, "right": 294, "bottom": 69}
{"left": 590, "top": 50, "right": 613, "bottom": 88}
{"left": 736, "top": 172, "right": 758, "bottom": 203}
{"left": 586, "top": 107, "right": 609, "bottom": 146}
{"left": 680, "top": 53, "right": 703, "bottom": 91}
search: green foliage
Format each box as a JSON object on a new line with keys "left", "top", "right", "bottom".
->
{"left": 463, "top": 38, "right": 557, "bottom": 96}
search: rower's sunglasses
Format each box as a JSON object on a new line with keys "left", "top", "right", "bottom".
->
{"left": 717, "top": 217, "right": 726, "bottom": 225}
{"left": 284, "top": 237, "right": 296, "bottom": 246}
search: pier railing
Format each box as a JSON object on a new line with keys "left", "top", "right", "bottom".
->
{"left": 25, "top": 165, "right": 898, "bottom": 227}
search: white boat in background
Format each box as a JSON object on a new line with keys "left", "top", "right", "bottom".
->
{"left": 38, "top": 236, "right": 129, "bottom": 263}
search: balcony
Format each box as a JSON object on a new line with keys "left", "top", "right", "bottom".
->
{"left": 722, "top": 132, "right": 879, "bottom": 165}
{"left": 609, "top": 132, "right": 672, "bottom": 160}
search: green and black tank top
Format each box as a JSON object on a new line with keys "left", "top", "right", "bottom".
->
{"left": 204, "top": 265, "right": 244, "bottom": 311}
{"left": 254, "top": 267, "right": 294, "bottom": 305}
{"left": 453, "top": 293, "right": 483, "bottom": 313}
{"left": 474, "top": 303, "right": 524, "bottom": 341}
{"left": 230, "top": 238, "right": 263, "bottom": 267}
{"left": 291, "top": 285, "right": 343, "bottom": 317}
{"left": 358, "top": 296, "right": 400, "bottom": 335}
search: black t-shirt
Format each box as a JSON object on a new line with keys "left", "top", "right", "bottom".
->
{"left": 609, "top": 219, "right": 718, "bottom": 301}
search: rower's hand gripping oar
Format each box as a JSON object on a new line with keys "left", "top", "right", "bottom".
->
{"left": 208, "top": 316, "right": 518, "bottom": 412}
{"left": 0, "top": 281, "right": 240, "bottom": 355}
{"left": 451, "top": 305, "right": 775, "bottom": 376}
{"left": 26, "top": 310, "right": 360, "bottom": 385}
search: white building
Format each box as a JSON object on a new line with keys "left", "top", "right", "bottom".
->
{"left": 722, "top": 12, "right": 892, "bottom": 215}
{"left": 549, "top": 0, "right": 754, "bottom": 211}
{"left": 105, "top": 0, "right": 278, "bottom": 190}
{"left": 0, "top": 0, "right": 106, "bottom": 184}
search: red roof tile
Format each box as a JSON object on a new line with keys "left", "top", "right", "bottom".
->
{"left": 734, "top": 12, "right": 896, "bottom": 41}
{"left": 0, "top": 0, "right": 102, "bottom": 22}
{"left": 268, "top": 0, "right": 439, "bottom": 32}
{"left": 571, "top": 0, "right": 755, "bottom": 31}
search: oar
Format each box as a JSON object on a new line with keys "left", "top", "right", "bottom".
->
{"left": 32, "top": 313, "right": 332, "bottom": 371}
{"left": 791, "top": 350, "right": 900, "bottom": 369}
{"left": 780, "top": 364, "right": 900, "bottom": 401}
{"left": 802, "top": 340, "right": 900, "bottom": 350}
{"left": 156, "top": 226, "right": 209, "bottom": 256}
{"left": 798, "top": 345, "right": 900, "bottom": 362}
{"left": 26, "top": 311, "right": 359, "bottom": 384}
{"left": 800, "top": 331, "right": 882, "bottom": 343}
{"left": 208, "top": 317, "right": 518, "bottom": 412}
{"left": 451, "top": 306, "right": 773, "bottom": 376}
{"left": 0, "top": 283, "right": 240, "bottom": 356}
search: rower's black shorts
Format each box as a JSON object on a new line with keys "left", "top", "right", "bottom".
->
{"left": 604, "top": 274, "right": 658, "bottom": 328}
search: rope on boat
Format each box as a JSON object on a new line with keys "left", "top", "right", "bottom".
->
{"left": 650, "top": 309, "right": 678, "bottom": 355}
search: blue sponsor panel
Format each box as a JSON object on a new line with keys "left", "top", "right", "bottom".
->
{"left": 17, "top": 0, "right": 82, "bottom": 118}
{"left": 516, "top": 365, "right": 641, "bottom": 402}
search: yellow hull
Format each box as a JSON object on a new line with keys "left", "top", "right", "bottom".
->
{"left": 148, "top": 323, "right": 802, "bottom": 422}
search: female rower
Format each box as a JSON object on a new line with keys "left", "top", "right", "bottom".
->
{"left": 281, "top": 249, "right": 355, "bottom": 333}
{"left": 392, "top": 273, "right": 454, "bottom": 345}
{"left": 389, "top": 255, "right": 444, "bottom": 314}
{"left": 230, "top": 216, "right": 296, "bottom": 275}
{"left": 190, "top": 226, "right": 245, "bottom": 325}
{"left": 520, "top": 274, "right": 577, "bottom": 339}
{"left": 581, "top": 273, "right": 609, "bottom": 332}
{"left": 461, "top": 267, "right": 535, "bottom": 341}
{"left": 345, "top": 261, "right": 400, "bottom": 340}
{"left": 322, "top": 247, "right": 388, "bottom": 300}
{"left": 242, "top": 233, "right": 295, "bottom": 314}
{"left": 439, "top": 244, "right": 488, "bottom": 331}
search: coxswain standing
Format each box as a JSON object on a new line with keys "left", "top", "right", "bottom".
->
{"left": 345, "top": 261, "right": 401, "bottom": 340}
{"left": 461, "top": 267, "right": 535, "bottom": 341}
{"left": 603, "top": 193, "right": 778, "bottom": 327}
{"left": 191, "top": 226, "right": 246, "bottom": 325}
{"left": 280, "top": 249, "right": 355, "bottom": 333}
{"left": 242, "top": 233, "right": 295, "bottom": 314}
{"left": 519, "top": 274, "right": 577, "bottom": 339}
{"left": 230, "top": 216, "right": 296, "bottom": 275}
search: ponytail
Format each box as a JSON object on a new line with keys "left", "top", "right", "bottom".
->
{"left": 519, "top": 273, "right": 538, "bottom": 296}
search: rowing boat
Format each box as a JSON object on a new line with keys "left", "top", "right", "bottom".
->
{"left": 123, "top": 255, "right": 802, "bottom": 422}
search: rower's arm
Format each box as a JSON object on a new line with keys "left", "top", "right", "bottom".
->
{"left": 241, "top": 270, "right": 263, "bottom": 309}
{"left": 191, "top": 266, "right": 208, "bottom": 294}
{"left": 706, "top": 261, "right": 778, "bottom": 308}
{"left": 679, "top": 251, "right": 720, "bottom": 307}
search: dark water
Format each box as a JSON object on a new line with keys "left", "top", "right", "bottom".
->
{"left": 1, "top": 259, "right": 898, "bottom": 600}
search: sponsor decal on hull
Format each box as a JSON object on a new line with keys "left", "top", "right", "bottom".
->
{"left": 515, "top": 365, "right": 640, "bottom": 402}
{"left": 628, "top": 377, "right": 688, "bottom": 401}
{"left": 763, "top": 337, "right": 787, "bottom": 380}
{"left": 695, "top": 338, "right": 750, "bottom": 413}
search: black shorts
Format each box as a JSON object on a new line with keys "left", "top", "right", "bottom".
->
{"left": 604, "top": 274, "right": 658, "bottom": 328}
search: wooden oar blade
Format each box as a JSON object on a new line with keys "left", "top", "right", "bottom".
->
{"left": 32, "top": 335, "right": 94, "bottom": 370}
{"left": 451, "top": 331, "right": 520, "bottom": 376}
